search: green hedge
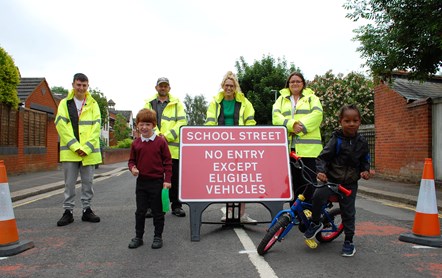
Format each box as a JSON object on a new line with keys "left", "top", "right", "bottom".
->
{"left": 111, "top": 138, "right": 133, "bottom": 149}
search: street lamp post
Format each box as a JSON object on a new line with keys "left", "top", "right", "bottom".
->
{"left": 271, "top": 90, "right": 278, "bottom": 102}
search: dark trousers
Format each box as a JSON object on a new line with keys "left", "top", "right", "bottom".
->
{"left": 291, "top": 157, "right": 317, "bottom": 204}
{"left": 170, "top": 159, "right": 182, "bottom": 210}
{"left": 311, "top": 183, "right": 358, "bottom": 239}
{"left": 135, "top": 178, "right": 165, "bottom": 238}
{"left": 145, "top": 159, "right": 181, "bottom": 211}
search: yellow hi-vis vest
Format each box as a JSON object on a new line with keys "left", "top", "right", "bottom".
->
{"left": 55, "top": 90, "right": 102, "bottom": 165}
{"left": 272, "top": 88, "right": 323, "bottom": 157}
{"left": 144, "top": 93, "right": 187, "bottom": 159}
{"left": 204, "top": 91, "right": 256, "bottom": 126}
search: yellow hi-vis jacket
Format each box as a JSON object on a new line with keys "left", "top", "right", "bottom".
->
{"left": 204, "top": 91, "right": 256, "bottom": 126}
{"left": 144, "top": 93, "right": 187, "bottom": 159}
{"left": 272, "top": 87, "right": 323, "bottom": 157}
{"left": 55, "top": 90, "right": 102, "bottom": 165}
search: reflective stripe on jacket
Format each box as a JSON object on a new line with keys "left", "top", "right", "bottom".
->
{"left": 204, "top": 91, "right": 256, "bottom": 126}
{"left": 55, "top": 90, "right": 102, "bottom": 165}
{"left": 144, "top": 93, "right": 187, "bottom": 159}
{"left": 272, "top": 87, "right": 323, "bottom": 157}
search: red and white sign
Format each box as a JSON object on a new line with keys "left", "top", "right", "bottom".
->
{"left": 179, "top": 126, "right": 292, "bottom": 202}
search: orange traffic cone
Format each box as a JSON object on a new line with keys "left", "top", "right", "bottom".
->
{"left": 0, "top": 160, "right": 34, "bottom": 256}
{"left": 399, "top": 158, "right": 442, "bottom": 247}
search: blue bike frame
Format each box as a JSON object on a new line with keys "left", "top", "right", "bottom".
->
{"left": 267, "top": 196, "right": 340, "bottom": 241}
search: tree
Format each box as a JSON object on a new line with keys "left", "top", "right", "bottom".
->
{"left": 309, "top": 70, "right": 374, "bottom": 141}
{"left": 0, "top": 47, "right": 20, "bottom": 109}
{"left": 235, "top": 55, "right": 299, "bottom": 125}
{"left": 344, "top": 0, "right": 442, "bottom": 80}
{"left": 184, "top": 93, "right": 208, "bottom": 125}
{"left": 89, "top": 88, "right": 108, "bottom": 128}
{"left": 113, "top": 113, "right": 131, "bottom": 141}
{"left": 51, "top": 86, "right": 68, "bottom": 97}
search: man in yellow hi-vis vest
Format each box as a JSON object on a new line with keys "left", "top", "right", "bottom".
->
{"left": 55, "top": 73, "right": 102, "bottom": 226}
{"left": 144, "top": 77, "right": 187, "bottom": 217}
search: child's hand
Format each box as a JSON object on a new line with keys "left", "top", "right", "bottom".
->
{"left": 317, "top": 172, "right": 328, "bottom": 182}
{"left": 131, "top": 166, "right": 139, "bottom": 177}
{"left": 360, "top": 171, "right": 370, "bottom": 180}
{"left": 163, "top": 182, "right": 171, "bottom": 189}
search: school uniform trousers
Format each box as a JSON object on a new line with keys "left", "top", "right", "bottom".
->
{"left": 135, "top": 177, "right": 165, "bottom": 239}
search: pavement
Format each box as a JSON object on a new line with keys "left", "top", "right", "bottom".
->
{"left": 5, "top": 161, "right": 442, "bottom": 214}
{"left": 7, "top": 162, "right": 128, "bottom": 202}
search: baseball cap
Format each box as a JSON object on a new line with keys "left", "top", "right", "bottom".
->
{"left": 156, "top": 77, "right": 170, "bottom": 86}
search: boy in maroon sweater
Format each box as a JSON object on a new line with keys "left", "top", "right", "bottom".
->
{"left": 128, "top": 108, "right": 172, "bottom": 249}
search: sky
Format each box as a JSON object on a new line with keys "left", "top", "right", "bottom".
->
{"left": 0, "top": 0, "right": 368, "bottom": 114}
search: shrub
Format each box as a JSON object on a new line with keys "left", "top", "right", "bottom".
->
{"left": 112, "top": 138, "right": 133, "bottom": 149}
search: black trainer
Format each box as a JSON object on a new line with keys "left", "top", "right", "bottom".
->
{"left": 171, "top": 207, "right": 186, "bottom": 217}
{"left": 151, "top": 236, "right": 163, "bottom": 249}
{"left": 82, "top": 207, "right": 100, "bottom": 223}
{"left": 342, "top": 241, "right": 356, "bottom": 257}
{"left": 57, "top": 209, "right": 74, "bottom": 226}
{"left": 128, "top": 238, "right": 144, "bottom": 249}
{"left": 304, "top": 222, "right": 323, "bottom": 239}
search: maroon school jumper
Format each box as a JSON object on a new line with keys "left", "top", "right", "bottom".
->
{"left": 128, "top": 135, "right": 172, "bottom": 183}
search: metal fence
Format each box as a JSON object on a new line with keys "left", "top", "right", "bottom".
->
{"left": 359, "top": 124, "right": 375, "bottom": 169}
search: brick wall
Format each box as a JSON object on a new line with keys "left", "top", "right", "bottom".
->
{"left": 0, "top": 79, "right": 59, "bottom": 176}
{"left": 102, "top": 148, "right": 130, "bottom": 164}
{"left": 375, "top": 82, "right": 432, "bottom": 182}
{"left": 0, "top": 108, "right": 59, "bottom": 175}
{"left": 46, "top": 116, "right": 59, "bottom": 166}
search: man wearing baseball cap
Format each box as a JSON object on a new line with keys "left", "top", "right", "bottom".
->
{"left": 144, "top": 77, "right": 187, "bottom": 217}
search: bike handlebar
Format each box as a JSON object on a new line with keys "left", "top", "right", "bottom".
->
{"left": 337, "top": 185, "right": 352, "bottom": 197}
{"left": 289, "top": 151, "right": 352, "bottom": 197}
{"left": 289, "top": 151, "right": 300, "bottom": 161}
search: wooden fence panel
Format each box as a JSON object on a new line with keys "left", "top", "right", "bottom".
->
{"left": 23, "top": 109, "right": 47, "bottom": 146}
{"left": 0, "top": 103, "right": 18, "bottom": 146}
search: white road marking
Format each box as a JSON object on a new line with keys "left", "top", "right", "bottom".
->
{"left": 234, "top": 228, "right": 278, "bottom": 278}
{"left": 412, "top": 245, "right": 438, "bottom": 249}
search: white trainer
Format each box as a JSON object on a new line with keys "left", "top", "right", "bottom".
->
{"left": 221, "top": 210, "right": 233, "bottom": 222}
{"left": 240, "top": 214, "right": 257, "bottom": 223}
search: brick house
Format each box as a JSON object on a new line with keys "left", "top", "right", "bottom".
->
{"left": 107, "top": 99, "right": 134, "bottom": 146}
{"left": 374, "top": 73, "right": 442, "bottom": 184}
{"left": 0, "top": 78, "right": 59, "bottom": 175}
{"left": 115, "top": 110, "right": 134, "bottom": 137}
